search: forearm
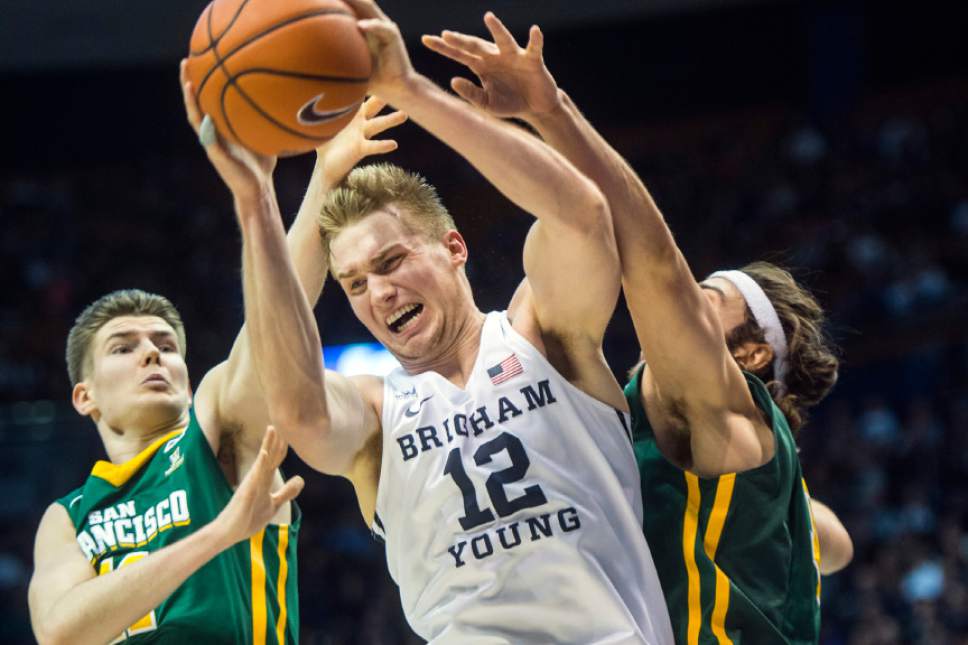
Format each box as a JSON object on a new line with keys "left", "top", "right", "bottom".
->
{"left": 383, "top": 75, "right": 602, "bottom": 224}
{"left": 528, "top": 90, "right": 677, "bottom": 263}
{"left": 288, "top": 157, "right": 334, "bottom": 304}
{"left": 221, "top": 159, "right": 331, "bottom": 413}
{"left": 37, "top": 522, "right": 231, "bottom": 645}
{"left": 237, "top": 188, "right": 328, "bottom": 431}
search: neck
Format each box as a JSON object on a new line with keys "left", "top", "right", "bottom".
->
{"left": 96, "top": 409, "right": 190, "bottom": 464}
{"left": 399, "top": 307, "right": 485, "bottom": 388}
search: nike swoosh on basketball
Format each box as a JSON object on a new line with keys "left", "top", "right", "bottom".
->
{"left": 296, "top": 93, "right": 360, "bottom": 125}
{"left": 404, "top": 395, "right": 434, "bottom": 418}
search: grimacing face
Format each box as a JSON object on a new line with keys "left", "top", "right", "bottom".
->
{"left": 73, "top": 315, "right": 191, "bottom": 430}
{"left": 329, "top": 207, "right": 470, "bottom": 362}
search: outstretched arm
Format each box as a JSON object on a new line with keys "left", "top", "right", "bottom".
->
{"left": 29, "top": 428, "right": 301, "bottom": 645}
{"left": 424, "top": 16, "right": 765, "bottom": 474}
{"left": 178, "top": 59, "right": 329, "bottom": 462}
{"left": 348, "top": 0, "right": 619, "bottom": 350}
{"left": 189, "top": 84, "right": 405, "bottom": 466}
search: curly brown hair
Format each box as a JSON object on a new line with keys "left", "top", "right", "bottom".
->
{"left": 724, "top": 262, "right": 840, "bottom": 433}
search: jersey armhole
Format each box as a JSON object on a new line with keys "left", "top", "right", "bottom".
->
{"left": 624, "top": 363, "right": 656, "bottom": 442}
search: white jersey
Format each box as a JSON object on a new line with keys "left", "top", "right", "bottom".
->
{"left": 373, "top": 312, "right": 673, "bottom": 644}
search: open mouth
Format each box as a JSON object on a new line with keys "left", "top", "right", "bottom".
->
{"left": 386, "top": 303, "right": 424, "bottom": 334}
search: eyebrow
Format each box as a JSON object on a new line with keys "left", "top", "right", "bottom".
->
{"left": 103, "top": 329, "right": 177, "bottom": 347}
{"left": 336, "top": 245, "right": 404, "bottom": 281}
{"left": 699, "top": 283, "right": 726, "bottom": 302}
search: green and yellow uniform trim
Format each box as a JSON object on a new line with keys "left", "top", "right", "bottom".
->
{"left": 626, "top": 368, "right": 821, "bottom": 645}
{"left": 57, "top": 408, "right": 300, "bottom": 643}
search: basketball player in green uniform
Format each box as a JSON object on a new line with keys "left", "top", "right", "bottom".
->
{"left": 424, "top": 15, "right": 853, "bottom": 643}
{"left": 26, "top": 68, "right": 406, "bottom": 643}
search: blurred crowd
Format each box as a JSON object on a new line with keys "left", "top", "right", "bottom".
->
{"left": 0, "top": 74, "right": 966, "bottom": 643}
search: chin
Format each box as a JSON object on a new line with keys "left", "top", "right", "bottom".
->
{"left": 138, "top": 394, "right": 189, "bottom": 419}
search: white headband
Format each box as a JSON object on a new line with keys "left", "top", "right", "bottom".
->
{"left": 708, "top": 270, "right": 789, "bottom": 391}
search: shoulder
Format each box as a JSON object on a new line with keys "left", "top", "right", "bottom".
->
{"left": 191, "top": 362, "right": 226, "bottom": 454}
{"left": 34, "top": 503, "right": 77, "bottom": 551}
{"left": 507, "top": 278, "right": 545, "bottom": 353}
{"left": 348, "top": 373, "right": 385, "bottom": 421}
{"left": 53, "top": 485, "right": 85, "bottom": 513}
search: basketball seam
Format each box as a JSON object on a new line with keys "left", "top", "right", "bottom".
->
{"left": 194, "top": 9, "right": 360, "bottom": 106}
{"left": 188, "top": 0, "right": 251, "bottom": 57}
{"left": 221, "top": 78, "right": 341, "bottom": 150}
{"left": 233, "top": 68, "right": 369, "bottom": 83}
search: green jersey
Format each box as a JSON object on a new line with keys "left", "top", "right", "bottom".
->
{"left": 625, "top": 367, "right": 821, "bottom": 645}
{"left": 56, "top": 408, "right": 300, "bottom": 644}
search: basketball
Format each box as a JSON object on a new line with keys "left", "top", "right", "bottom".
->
{"left": 186, "top": 0, "right": 371, "bottom": 157}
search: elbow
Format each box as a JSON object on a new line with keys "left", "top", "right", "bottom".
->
{"left": 271, "top": 412, "right": 330, "bottom": 446}
{"left": 267, "top": 392, "right": 329, "bottom": 438}
{"left": 820, "top": 525, "right": 854, "bottom": 575}
{"left": 271, "top": 417, "right": 348, "bottom": 475}
{"left": 579, "top": 177, "right": 611, "bottom": 228}
{"left": 573, "top": 180, "right": 616, "bottom": 249}
{"left": 34, "top": 622, "right": 73, "bottom": 645}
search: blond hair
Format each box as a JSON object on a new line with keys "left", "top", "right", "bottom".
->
{"left": 726, "top": 262, "right": 840, "bottom": 433}
{"left": 66, "top": 289, "right": 187, "bottom": 386}
{"left": 318, "top": 163, "right": 455, "bottom": 268}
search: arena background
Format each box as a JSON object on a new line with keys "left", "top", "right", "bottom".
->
{"left": 2, "top": 1, "right": 966, "bottom": 642}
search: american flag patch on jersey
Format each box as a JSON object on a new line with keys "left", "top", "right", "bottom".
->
{"left": 487, "top": 353, "right": 524, "bottom": 385}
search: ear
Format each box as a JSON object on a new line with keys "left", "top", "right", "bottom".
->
{"left": 442, "top": 230, "right": 468, "bottom": 267}
{"left": 731, "top": 341, "right": 774, "bottom": 375}
{"left": 72, "top": 381, "right": 98, "bottom": 418}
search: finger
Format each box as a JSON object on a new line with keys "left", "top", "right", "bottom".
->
{"left": 420, "top": 35, "right": 480, "bottom": 68}
{"left": 181, "top": 64, "right": 203, "bottom": 133}
{"left": 271, "top": 475, "right": 305, "bottom": 507}
{"left": 358, "top": 18, "right": 397, "bottom": 44}
{"left": 266, "top": 426, "right": 290, "bottom": 470}
{"left": 258, "top": 426, "right": 279, "bottom": 466}
{"left": 440, "top": 31, "right": 498, "bottom": 57}
{"left": 245, "top": 445, "right": 272, "bottom": 491}
{"left": 363, "top": 110, "right": 408, "bottom": 137}
{"left": 343, "top": 0, "right": 387, "bottom": 21}
{"left": 451, "top": 77, "right": 487, "bottom": 109}
{"left": 183, "top": 84, "right": 202, "bottom": 133}
{"left": 362, "top": 95, "right": 388, "bottom": 118}
{"left": 363, "top": 138, "right": 399, "bottom": 155}
{"left": 420, "top": 36, "right": 482, "bottom": 71}
{"left": 483, "top": 12, "right": 519, "bottom": 53}
{"left": 198, "top": 115, "right": 218, "bottom": 147}
{"left": 527, "top": 25, "right": 544, "bottom": 57}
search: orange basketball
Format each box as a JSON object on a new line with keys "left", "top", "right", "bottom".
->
{"left": 186, "top": 0, "right": 371, "bottom": 157}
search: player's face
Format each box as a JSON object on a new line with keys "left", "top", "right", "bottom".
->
{"left": 79, "top": 315, "right": 190, "bottom": 430}
{"left": 330, "top": 208, "right": 469, "bottom": 361}
{"left": 699, "top": 277, "right": 749, "bottom": 337}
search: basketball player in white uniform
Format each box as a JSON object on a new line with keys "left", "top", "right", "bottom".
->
{"left": 239, "top": 0, "right": 675, "bottom": 642}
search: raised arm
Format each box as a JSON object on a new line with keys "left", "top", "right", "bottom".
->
{"left": 348, "top": 0, "right": 619, "bottom": 348}
{"left": 181, "top": 73, "right": 402, "bottom": 452}
{"left": 424, "top": 16, "right": 764, "bottom": 473}
{"left": 29, "top": 428, "right": 301, "bottom": 645}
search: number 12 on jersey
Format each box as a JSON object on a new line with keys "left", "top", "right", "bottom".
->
{"left": 444, "top": 432, "right": 548, "bottom": 530}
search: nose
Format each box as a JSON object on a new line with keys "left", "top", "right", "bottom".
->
{"left": 369, "top": 274, "right": 397, "bottom": 304}
{"left": 141, "top": 342, "right": 161, "bottom": 366}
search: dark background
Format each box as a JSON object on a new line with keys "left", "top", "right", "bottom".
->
{"left": 1, "top": 0, "right": 967, "bottom": 642}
